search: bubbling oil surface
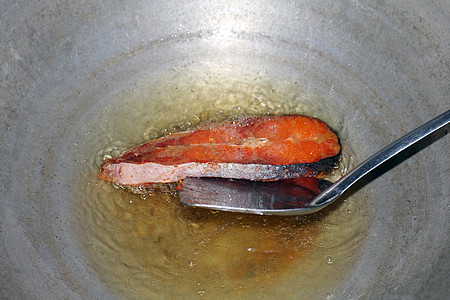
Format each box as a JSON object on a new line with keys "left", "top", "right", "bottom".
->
{"left": 76, "top": 79, "right": 371, "bottom": 299}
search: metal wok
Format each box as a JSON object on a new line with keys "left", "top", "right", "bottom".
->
{"left": 1, "top": 1, "right": 448, "bottom": 299}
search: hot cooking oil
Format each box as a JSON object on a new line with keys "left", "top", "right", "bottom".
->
{"left": 74, "top": 75, "right": 372, "bottom": 299}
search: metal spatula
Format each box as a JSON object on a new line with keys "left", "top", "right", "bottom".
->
{"left": 178, "top": 110, "right": 449, "bottom": 216}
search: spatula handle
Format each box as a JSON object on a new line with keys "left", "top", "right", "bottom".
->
{"left": 311, "top": 109, "right": 450, "bottom": 207}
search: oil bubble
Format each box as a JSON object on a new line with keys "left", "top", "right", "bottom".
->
{"left": 126, "top": 271, "right": 152, "bottom": 296}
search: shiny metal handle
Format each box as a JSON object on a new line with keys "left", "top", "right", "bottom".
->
{"left": 311, "top": 109, "right": 450, "bottom": 207}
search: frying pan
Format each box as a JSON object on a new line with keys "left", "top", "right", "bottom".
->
{"left": 1, "top": 0, "right": 448, "bottom": 299}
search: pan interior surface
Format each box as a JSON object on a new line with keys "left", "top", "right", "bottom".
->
{"left": 1, "top": 1, "right": 448, "bottom": 299}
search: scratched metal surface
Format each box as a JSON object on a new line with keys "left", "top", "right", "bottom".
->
{"left": 0, "top": 1, "right": 448, "bottom": 299}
